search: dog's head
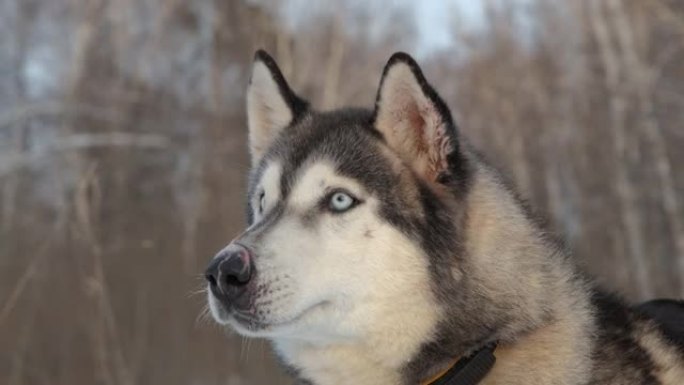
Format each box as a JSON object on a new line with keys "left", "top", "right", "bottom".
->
{"left": 205, "top": 51, "right": 469, "bottom": 347}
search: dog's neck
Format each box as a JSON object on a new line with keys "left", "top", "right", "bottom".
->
{"left": 274, "top": 338, "right": 405, "bottom": 384}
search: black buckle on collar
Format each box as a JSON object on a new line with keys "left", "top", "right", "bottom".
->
{"left": 427, "top": 343, "right": 498, "bottom": 385}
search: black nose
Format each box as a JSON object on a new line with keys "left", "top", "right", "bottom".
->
{"left": 205, "top": 244, "right": 253, "bottom": 300}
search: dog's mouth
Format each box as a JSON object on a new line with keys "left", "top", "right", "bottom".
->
{"left": 218, "top": 300, "right": 331, "bottom": 336}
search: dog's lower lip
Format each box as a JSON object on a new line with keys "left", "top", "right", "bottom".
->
{"left": 232, "top": 311, "right": 270, "bottom": 330}
{"left": 231, "top": 301, "right": 328, "bottom": 330}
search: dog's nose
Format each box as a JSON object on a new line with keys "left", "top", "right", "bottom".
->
{"left": 205, "top": 244, "right": 253, "bottom": 300}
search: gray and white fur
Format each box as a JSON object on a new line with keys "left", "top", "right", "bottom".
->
{"left": 204, "top": 50, "right": 684, "bottom": 385}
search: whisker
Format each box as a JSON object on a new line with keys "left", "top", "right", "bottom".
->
{"left": 195, "top": 305, "right": 212, "bottom": 326}
{"left": 187, "top": 285, "right": 208, "bottom": 298}
{"left": 246, "top": 337, "right": 253, "bottom": 363}
{"left": 240, "top": 335, "right": 248, "bottom": 363}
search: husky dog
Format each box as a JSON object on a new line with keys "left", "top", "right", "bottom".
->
{"left": 204, "top": 50, "right": 684, "bottom": 385}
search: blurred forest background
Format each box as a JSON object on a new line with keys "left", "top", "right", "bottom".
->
{"left": 0, "top": 0, "right": 683, "bottom": 384}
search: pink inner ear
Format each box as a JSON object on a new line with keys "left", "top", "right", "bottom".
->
{"left": 388, "top": 98, "right": 452, "bottom": 181}
{"left": 407, "top": 98, "right": 427, "bottom": 146}
{"left": 419, "top": 102, "right": 452, "bottom": 181}
{"left": 431, "top": 118, "right": 453, "bottom": 180}
{"left": 376, "top": 65, "right": 454, "bottom": 182}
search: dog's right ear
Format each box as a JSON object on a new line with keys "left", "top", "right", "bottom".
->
{"left": 247, "top": 50, "right": 307, "bottom": 165}
{"left": 373, "top": 53, "right": 459, "bottom": 184}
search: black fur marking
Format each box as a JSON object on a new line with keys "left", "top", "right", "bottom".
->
{"left": 400, "top": 181, "right": 476, "bottom": 383}
{"left": 246, "top": 158, "right": 271, "bottom": 226}
{"left": 277, "top": 109, "right": 385, "bottom": 200}
{"left": 636, "top": 299, "right": 684, "bottom": 356}
{"left": 590, "top": 290, "right": 661, "bottom": 384}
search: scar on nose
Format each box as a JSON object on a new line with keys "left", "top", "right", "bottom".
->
{"left": 364, "top": 229, "right": 373, "bottom": 238}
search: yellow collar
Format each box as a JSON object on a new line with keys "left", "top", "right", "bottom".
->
{"left": 418, "top": 343, "right": 498, "bottom": 385}
{"left": 420, "top": 357, "right": 462, "bottom": 385}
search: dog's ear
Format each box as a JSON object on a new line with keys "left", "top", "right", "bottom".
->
{"left": 247, "top": 50, "right": 307, "bottom": 165}
{"left": 373, "top": 53, "right": 459, "bottom": 183}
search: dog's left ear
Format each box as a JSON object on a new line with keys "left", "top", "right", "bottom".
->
{"left": 247, "top": 50, "right": 308, "bottom": 165}
{"left": 373, "top": 53, "right": 458, "bottom": 183}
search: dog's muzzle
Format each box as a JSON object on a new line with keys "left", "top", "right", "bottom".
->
{"left": 204, "top": 243, "right": 254, "bottom": 308}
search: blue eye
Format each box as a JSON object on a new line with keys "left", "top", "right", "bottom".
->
{"left": 329, "top": 191, "right": 355, "bottom": 213}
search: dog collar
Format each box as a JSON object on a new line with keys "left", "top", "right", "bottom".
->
{"left": 420, "top": 343, "right": 498, "bottom": 385}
